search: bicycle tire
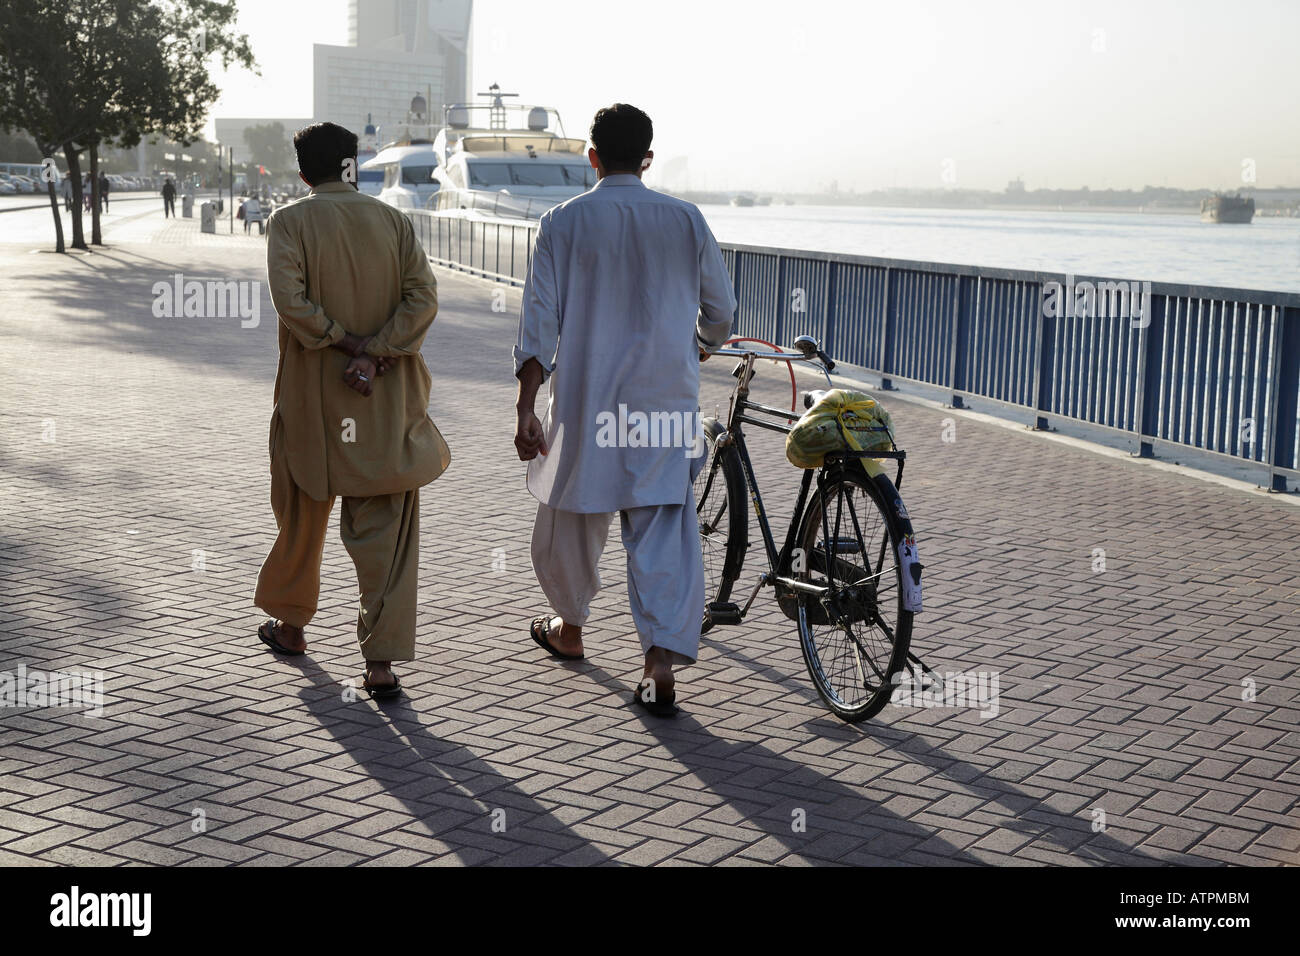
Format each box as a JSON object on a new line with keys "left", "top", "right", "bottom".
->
{"left": 794, "top": 462, "right": 914, "bottom": 722}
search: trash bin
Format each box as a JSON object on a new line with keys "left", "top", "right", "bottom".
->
{"left": 182, "top": 193, "right": 194, "bottom": 218}
{"left": 200, "top": 201, "right": 216, "bottom": 234}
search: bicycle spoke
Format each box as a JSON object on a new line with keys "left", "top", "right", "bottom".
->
{"left": 707, "top": 499, "right": 727, "bottom": 531}
{"left": 842, "top": 489, "right": 875, "bottom": 582}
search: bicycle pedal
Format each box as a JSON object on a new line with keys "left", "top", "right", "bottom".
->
{"left": 705, "top": 602, "right": 743, "bottom": 626}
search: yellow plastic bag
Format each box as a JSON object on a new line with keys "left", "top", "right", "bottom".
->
{"left": 785, "top": 389, "right": 895, "bottom": 469}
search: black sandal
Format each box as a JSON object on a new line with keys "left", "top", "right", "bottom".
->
{"left": 529, "top": 616, "right": 584, "bottom": 661}
{"left": 631, "top": 677, "right": 679, "bottom": 718}
{"left": 258, "top": 620, "right": 305, "bottom": 657}
{"left": 363, "top": 669, "right": 402, "bottom": 700}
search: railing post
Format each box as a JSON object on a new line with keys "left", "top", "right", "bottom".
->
{"left": 1135, "top": 292, "right": 1166, "bottom": 457}
{"left": 880, "top": 268, "right": 894, "bottom": 390}
{"left": 947, "top": 275, "right": 967, "bottom": 408}
{"left": 822, "top": 260, "right": 836, "bottom": 360}
{"left": 774, "top": 254, "right": 785, "bottom": 347}
{"left": 1031, "top": 279, "right": 1053, "bottom": 430}
{"left": 731, "top": 250, "right": 743, "bottom": 336}
{"left": 1266, "top": 305, "right": 1298, "bottom": 491}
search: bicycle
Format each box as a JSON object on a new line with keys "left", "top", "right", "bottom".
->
{"left": 695, "top": 335, "right": 931, "bottom": 723}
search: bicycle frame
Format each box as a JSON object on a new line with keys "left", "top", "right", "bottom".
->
{"left": 699, "top": 343, "right": 940, "bottom": 710}
{"left": 703, "top": 347, "right": 908, "bottom": 620}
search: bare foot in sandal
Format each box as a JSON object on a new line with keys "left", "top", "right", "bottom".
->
{"left": 364, "top": 662, "right": 401, "bottom": 699}
{"left": 258, "top": 620, "right": 306, "bottom": 655}
{"left": 530, "top": 616, "right": 585, "bottom": 659}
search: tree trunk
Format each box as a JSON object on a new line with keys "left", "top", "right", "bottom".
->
{"left": 37, "top": 146, "right": 65, "bottom": 254}
{"left": 62, "top": 141, "right": 86, "bottom": 250}
{"left": 89, "top": 142, "right": 102, "bottom": 245}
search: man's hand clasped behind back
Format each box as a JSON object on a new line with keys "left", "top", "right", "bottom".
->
{"left": 343, "top": 355, "right": 379, "bottom": 397}
{"left": 335, "top": 332, "right": 396, "bottom": 398}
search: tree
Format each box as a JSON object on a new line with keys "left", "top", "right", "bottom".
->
{"left": 0, "top": 129, "right": 41, "bottom": 162}
{"left": 244, "top": 122, "right": 293, "bottom": 177}
{"left": 0, "top": 1, "right": 255, "bottom": 251}
{"left": 0, "top": 2, "right": 95, "bottom": 251}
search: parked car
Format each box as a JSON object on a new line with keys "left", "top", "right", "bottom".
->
{"left": 0, "top": 180, "right": 17, "bottom": 195}
{"left": 9, "top": 174, "right": 41, "bottom": 193}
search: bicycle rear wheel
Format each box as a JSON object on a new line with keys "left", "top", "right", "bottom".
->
{"left": 795, "top": 464, "right": 913, "bottom": 722}
{"left": 694, "top": 423, "right": 747, "bottom": 633}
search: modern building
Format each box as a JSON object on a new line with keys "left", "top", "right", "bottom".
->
{"left": 214, "top": 1, "right": 472, "bottom": 165}
{"left": 314, "top": 0, "right": 473, "bottom": 142}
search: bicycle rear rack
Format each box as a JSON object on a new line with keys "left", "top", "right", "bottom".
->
{"left": 820, "top": 424, "right": 906, "bottom": 488}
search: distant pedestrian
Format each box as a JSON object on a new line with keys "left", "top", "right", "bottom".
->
{"left": 82, "top": 175, "right": 92, "bottom": 212}
{"left": 242, "top": 196, "right": 264, "bottom": 234}
{"left": 162, "top": 178, "right": 176, "bottom": 218}
{"left": 99, "top": 173, "right": 110, "bottom": 211}
{"left": 61, "top": 176, "right": 72, "bottom": 211}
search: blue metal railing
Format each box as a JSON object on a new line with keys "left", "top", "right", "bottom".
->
{"left": 406, "top": 210, "right": 1300, "bottom": 492}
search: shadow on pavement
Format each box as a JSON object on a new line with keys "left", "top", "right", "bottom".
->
{"left": 292, "top": 655, "right": 610, "bottom": 865}
{"left": 688, "top": 632, "right": 1169, "bottom": 865}
{"left": 549, "top": 653, "right": 977, "bottom": 865}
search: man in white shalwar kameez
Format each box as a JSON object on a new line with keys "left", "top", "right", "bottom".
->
{"left": 514, "top": 104, "right": 737, "bottom": 716}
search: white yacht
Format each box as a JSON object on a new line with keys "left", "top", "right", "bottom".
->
{"left": 355, "top": 146, "right": 383, "bottom": 197}
{"left": 429, "top": 85, "right": 592, "bottom": 221}
{"left": 363, "top": 142, "right": 441, "bottom": 209}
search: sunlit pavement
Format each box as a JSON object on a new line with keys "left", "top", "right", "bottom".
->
{"left": 0, "top": 210, "right": 1296, "bottom": 866}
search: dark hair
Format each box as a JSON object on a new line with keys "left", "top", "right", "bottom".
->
{"left": 589, "top": 104, "right": 652, "bottom": 172}
{"left": 293, "top": 122, "right": 358, "bottom": 186}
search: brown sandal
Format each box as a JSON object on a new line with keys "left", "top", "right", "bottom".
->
{"left": 363, "top": 668, "right": 402, "bottom": 700}
{"left": 529, "top": 616, "right": 584, "bottom": 661}
{"left": 631, "top": 676, "right": 679, "bottom": 718}
{"left": 258, "top": 620, "right": 305, "bottom": 657}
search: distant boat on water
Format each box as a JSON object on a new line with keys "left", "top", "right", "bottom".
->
{"left": 1201, "top": 193, "right": 1254, "bottom": 223}
{"left": 730, "top": 192, "right": 755, "bottom": 207}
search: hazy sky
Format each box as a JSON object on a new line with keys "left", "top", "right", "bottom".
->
{"left": 208, "top": 0, "right": 1300, "bottom": 192}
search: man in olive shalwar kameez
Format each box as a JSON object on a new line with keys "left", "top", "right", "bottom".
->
{"left": 255, "top": 122, "right": 450, "bottom": 698}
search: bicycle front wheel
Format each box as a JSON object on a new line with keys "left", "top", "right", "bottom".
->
{"left": 795, "top": 464, "right": 913, "bottom": 722}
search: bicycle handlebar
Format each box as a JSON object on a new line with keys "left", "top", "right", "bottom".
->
{"left": 706, "top": 347, "right": 823, "bottom": 363}
{"left": 706, "top": 339, "right": 837, "bottom": 405}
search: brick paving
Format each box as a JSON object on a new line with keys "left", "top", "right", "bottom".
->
{"left": 0, "top": 210, "right": 1297, "bottom": 866}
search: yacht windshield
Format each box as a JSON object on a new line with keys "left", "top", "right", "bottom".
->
{"left": 401, "top": 165, "right": 437, "bottom": 185}
{"left": 469, "top": 162, "right": 512, "bottom": 187}
{"left": 467, "top": 162, "right": 594, "bottom": 188}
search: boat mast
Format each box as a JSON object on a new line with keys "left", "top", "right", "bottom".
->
{"left": 478, "top": 83, "right": 519, "bottom": 131}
